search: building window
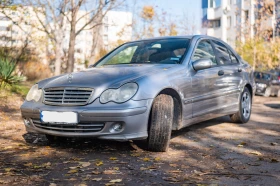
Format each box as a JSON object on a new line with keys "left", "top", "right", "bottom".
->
{"left": 244, "top": 10, "right": 249, "bottom": 21}
{"left": 208, "top": 19, "right": 221, "bottom": 28}
{"left": 227, "top": 16, "right": 231, "bottom": 28}
{"left": 209, "top": 0, "right": 221, "bottom": 8}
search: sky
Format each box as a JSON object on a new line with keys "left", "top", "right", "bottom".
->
{"left": 124, "top": 0, "right": 202, "bottom": 35}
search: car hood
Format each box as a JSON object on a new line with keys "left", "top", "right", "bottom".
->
{"left": 39, "top": 64, "right": 177, "bottom": 89}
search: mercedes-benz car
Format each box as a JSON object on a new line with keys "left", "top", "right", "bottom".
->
{"left": 21, "top": 35, "right": 256, "bottom": 152}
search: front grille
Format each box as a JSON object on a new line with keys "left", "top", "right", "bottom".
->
{"left": 32, "top": 119, "right": 104, "bottom": 133}
{"left": 44, "top": 87, "right": 94, "bottom": 106}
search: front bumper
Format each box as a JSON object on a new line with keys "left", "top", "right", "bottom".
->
{"left": 255, "top": 87, "right": 266, "bottom": 95}
{"left": 21, "top": 99, "right": 153, "bottom": 141}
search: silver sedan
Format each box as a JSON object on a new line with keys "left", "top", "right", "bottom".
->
{"left": 21, "top": 35, "right": 256, "bottom": 152}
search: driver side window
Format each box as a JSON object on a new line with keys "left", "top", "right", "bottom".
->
{"left": 192, "top": 40, "right": 217, "bottom": 65}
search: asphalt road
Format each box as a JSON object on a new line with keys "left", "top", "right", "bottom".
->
{"left": 0, "top": 95, "right": 279, "bottom": 186}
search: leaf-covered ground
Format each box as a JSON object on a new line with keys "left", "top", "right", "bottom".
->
{"left": 0, "top": 91, "right": 280, "bottom": 186}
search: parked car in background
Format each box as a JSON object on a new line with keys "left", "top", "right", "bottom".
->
{"left": 270, "top": 69, "right": 280, "bottom": 82}
{"left": 254, "top": 71, "right": 280, "bottom": 97}
{"left": 21, "top": 35, "right": 255, "bottom": 152}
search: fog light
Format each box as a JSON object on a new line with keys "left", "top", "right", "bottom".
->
{"left": 23, "top": 119, "right": 31, "bottom": 126}
{"left": 110, "top": 123, "right": 123, "bottom": 133}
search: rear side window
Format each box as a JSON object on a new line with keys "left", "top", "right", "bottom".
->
{"left": 212, "top": 40, "right": 231, "bottom": 65}
{"left": 228, "top": 49, "right": 239, "bottom": 64}
{"left": 192, "top": 40, "right": 217, "bottom": 65}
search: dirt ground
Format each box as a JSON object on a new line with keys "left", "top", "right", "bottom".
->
{"left": 0, "top": 92, "right": 279, "bottom": 186}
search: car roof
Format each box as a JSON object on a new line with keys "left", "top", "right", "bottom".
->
{"left": 131, "top": 35, "right": 220, "bottom": 42}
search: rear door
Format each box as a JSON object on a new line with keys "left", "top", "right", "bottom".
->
{"left": 211, "top": 40, "right": 243, "bottom": 112}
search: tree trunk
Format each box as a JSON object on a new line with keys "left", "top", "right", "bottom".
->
{"left": 54, "top": 42, "right": 62, "bottom": 76}
{"left": 67, "top": 29, "right": 76, "bottom": 73}
{"left": 66, "top": 10, "right": 77, "bottom": 73}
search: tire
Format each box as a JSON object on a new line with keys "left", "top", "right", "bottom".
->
{"left": 230, "top": 87, "right": 252, "bottom": 123}
{"left": 147, "top": 94, "right": 174, "bottom": 152}
{"left": 264, "top": 87, "right": 271, "bottom": 97}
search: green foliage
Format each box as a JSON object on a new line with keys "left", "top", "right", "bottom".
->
{"left": 236, "top": 38, "right": 280, "bottom": 70}
{"left": 10, "top": 84, "right": 30, "bottom": 98}
{"left": 0, "top": 58, "right": 23, "bottom": 87}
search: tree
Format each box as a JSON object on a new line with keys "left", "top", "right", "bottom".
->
{"left": 235, "top": 0, "right": 280, "bottom": 70}
{"left": 65, "top": 0, "right": 122, "bottom": 73}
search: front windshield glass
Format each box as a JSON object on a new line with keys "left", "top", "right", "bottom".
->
{"left": 95, "top": 38, "right": 190, "bottom": 67}
{"left": 254, "top": 72, "right": 271, "bottom": 80}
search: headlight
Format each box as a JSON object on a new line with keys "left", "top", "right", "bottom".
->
{"left": 100, "top": 83, "right": 138, "bottom": 103}
{"left": 257, "top": 83, "right": 267, "bottom": 88}
{"left": 26, "top": 84, "right": 42, "bottom": 102}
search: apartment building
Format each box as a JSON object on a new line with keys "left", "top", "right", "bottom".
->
{"left": 202, "top": 0, "right": 278, "bottom": 47}
{"left": 0, "top": 6, "right": 47, "bottom": 63}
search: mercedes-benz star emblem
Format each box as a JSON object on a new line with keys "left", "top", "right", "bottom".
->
{"left": 67, "top": 73, "right": 73, "bottom": 83}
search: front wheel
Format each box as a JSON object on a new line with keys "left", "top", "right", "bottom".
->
{"left": 230, "top": 87, "right": 252, "bottom": 123}
{"left": 145, "top": 94, "right": 174, "bottom": 152}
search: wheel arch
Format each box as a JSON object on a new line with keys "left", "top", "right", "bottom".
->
{"left": 150, "top": 88, "right": 183, "bottom": 131}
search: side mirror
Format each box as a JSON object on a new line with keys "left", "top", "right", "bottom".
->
{"left": 192, "top": 58, "right": 213, "bottom": 71}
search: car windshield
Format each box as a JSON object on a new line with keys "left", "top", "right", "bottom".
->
{"left": 95, "top": 38, "right": 190, "bottom": 67}
{"left": 254, "top": 72, "right": 271, "bottom": 80}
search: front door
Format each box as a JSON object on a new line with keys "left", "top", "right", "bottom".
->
{"left": 190, "top": 39, "right": 222, "bottom": 117}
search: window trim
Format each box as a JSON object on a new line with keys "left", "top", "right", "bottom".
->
{"left": 190, "top": 38, "right": 218, "bottom": 67}
{"left": 210, "top": 39, "right": 240, "bottom": 66}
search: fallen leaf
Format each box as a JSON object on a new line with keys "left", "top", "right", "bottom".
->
{"left": 249, "top": 151, "right": 262, "bottom": 156}
{"left": 270, "top": 142, "right": 278, "bottom": 146}
{"left": 143, "top": 157, "right": 150, "bottom": 162}
{"left": 49, "top": 183, "right": 57, "bottom": 186}
{"left": 109, "top": 179, "right": 122, "bottom": 183}
{"left": 92, "top": 178, "right": 102, "bottom": 181}
{"left": 103, "top": 170, "right": 117, "bottom": 175}
{"left": 4, "top": 168, "right": 12, "bottom": 172}
{"left": 24, "top": 163, "right": 33, "bottom": 167}
{"left": 271, "top": 158, "right": 279, "bottom": 163}
{"left": 95, "top": 161, "right": 103, "bottom": 166}
{"left": 80, "top": 162, "right": 91, "bottom": 167}
{"left": 68, "top": 169, "right": 78, "bottom": 174}
{"left": 113, "top": 167, "right": 119, "bottom": 170}
{"left": 162, "top": 177, "right": 180, "bottom": 182}
{"left": 170, "top": 164, "right": 178, "bottom": 168}
{"left": 92, "top": 171, "right": 101, "bottom": 175}
{"left": 109, "top": 157, "right": 118, "bottom": 161}
{"left": 130, "top": 153, "right": 141, "bottom": 157}
{"left": 154, "top": 157, "right": 161, "bottom": 161}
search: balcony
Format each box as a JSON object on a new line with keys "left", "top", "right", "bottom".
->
{"left": 207, "top": 7, "right": 222, "bottom": 20}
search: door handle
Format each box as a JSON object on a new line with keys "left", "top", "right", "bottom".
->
{"left": 218, "top": 70, "right": 224, "bottom": 76}
{"left": 238, "top": 68, "right": 242, "bottom": 72}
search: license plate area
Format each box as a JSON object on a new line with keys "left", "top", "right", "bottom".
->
{"left": 40, "top": 111, "right": 78, "bottom": 124}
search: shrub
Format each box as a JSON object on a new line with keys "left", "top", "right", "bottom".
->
{"left": 22, "top": 61, "right": 52, "bottom": 81}
{"left": 0, "top": 58, "right": 23, "bottom": 87}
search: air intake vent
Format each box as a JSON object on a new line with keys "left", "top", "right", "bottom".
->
{"left": 44, "top": 87, "right": 94, "bottom": 106}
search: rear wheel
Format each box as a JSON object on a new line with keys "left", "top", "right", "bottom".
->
{"left": 264, "top": 87, "right": 271, "bottom": 97}
{"left": 145, "top": 94, "right": 174, "bottom": 152}
{"left": 230, "top": 87, "right": 251, "bottom": 123}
